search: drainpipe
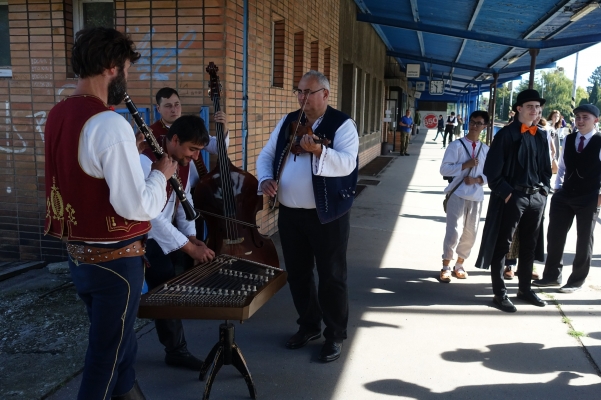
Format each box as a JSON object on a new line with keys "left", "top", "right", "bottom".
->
{"left": 242, "top": 0, "right": 249, "bottom": 170}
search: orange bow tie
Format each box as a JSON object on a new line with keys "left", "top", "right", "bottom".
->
{"left": 521, "top": 124, "right": 537, "bottom": 135}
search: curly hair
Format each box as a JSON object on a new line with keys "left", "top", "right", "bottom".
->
{"left": 71, "top": 27, "right": 141, "bottom": 78}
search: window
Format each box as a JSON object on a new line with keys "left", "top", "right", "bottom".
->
{"left": 310, "top": 41, "right": 318, "bottom": 71}
{"left": 0, "top": 2, "right": 10, "bottom": 76}
{"left": 271, "top": 20, "right": 285, "bottom": 88}
{"left": 323, "top": 47, "right": 331, "bottom": 81}
{"left": 73, "top": 0, "right": 114, "bottom": 33}
{"left": 293, "top": 31, "right": 304, "bottom": 89}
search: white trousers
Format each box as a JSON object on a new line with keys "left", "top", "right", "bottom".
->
{"left": 442, "top": 194, "right": 483, "bottom": 261}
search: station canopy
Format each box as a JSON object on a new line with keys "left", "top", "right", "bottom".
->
{"left": 354, "top": 0, "right": 601, "bottom": 101}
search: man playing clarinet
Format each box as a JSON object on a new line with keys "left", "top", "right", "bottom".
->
{"left": 44, "top": 27, "right": 177, "bottom": 400}
{"left": 256, "top": 70, "right": 359, "bottom": 362}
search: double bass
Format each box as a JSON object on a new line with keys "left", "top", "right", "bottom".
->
{"left": 193, "top": 62, "right": 279, "bottom": 268}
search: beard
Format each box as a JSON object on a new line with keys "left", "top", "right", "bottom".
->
{"left": 107, "top": 68, "right": 127, "bottom": 106}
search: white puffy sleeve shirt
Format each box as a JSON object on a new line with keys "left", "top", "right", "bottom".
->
{"left": 256, "top": 116, "right": 359, "bottom": 209}
{"left": 78, "top": 111, "right": 167, "bottom": 221}
{"left": 140, "top": 155, "right": 198, "bottom": 254}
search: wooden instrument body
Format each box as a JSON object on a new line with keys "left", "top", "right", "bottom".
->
{"left": 193, "top": 163, "right": 280, "bottom": 268}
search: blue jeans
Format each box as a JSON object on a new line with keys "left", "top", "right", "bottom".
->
{"left": 69, "top": 249, "right": 144, "bottom": 399}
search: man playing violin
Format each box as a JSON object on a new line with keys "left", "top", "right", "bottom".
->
{"left": 256, "top": 70, "right": 359, "bottom": 362}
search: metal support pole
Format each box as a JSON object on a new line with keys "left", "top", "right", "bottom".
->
{"left": 571, "top": 51, "right": 579, "bottom": 125}
{"left": 487, "top": 73, "right": 499, "bottom": 144}
{"left": 528, "top": 48, "right": 539, "bottom": 89}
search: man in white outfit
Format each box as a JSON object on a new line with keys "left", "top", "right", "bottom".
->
{"left": 439, "top": 111, "right": 490, "bottom": 282}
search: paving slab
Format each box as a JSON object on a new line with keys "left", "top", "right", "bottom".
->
{"left": 50, "top": 130, "right": 601, "bottom": 399}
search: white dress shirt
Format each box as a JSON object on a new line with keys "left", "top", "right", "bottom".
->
{"left": 554, "top": 130, "right": 601, "bottom": 190}
{"left": 440, "top": 137, "right": 489, "bottom": 202}
{"left": 78, "top": 111, "right": 168, "bottom": 232}
{"left": 256, "top": 115, "right": 359, "bottom": 209}
{"left": 143, "top": 122, "right": 228, "bottom": 253}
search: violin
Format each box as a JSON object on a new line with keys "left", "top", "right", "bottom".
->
{"left": 192, "top": 62, "right": 279, "bottom": 268}
{"left": 289, "top": 120, "right": 330, "bottom": 157}
{"left": 267, "top": 91, "right": 330, "bottom": 209}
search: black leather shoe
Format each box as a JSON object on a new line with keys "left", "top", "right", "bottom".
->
{"left": 517, "top": 290, "right": 547, "bottom": 307}
{"left": 493, "top": 295, "right": 517, "bottom": 313}
{"left": 532, "top": 278, "right": 561, "bottom": 287}
{"left": 112, "top": 380, "right": 146, "bottom": 400}
{"left": 165, "top": 350, "right": 204, "bottom": 370}
{"left": 285, "top": 329, "right": 321, "bottom": 349}
{"left": 318, "top": 340, "right": 342, "bottom": 362}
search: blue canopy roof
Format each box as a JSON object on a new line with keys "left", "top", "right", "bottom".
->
{"left": 355, "top": 0, "right": 601, "bottom": 101}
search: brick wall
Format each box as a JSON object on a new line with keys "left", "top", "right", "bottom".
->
{"left": 0, "top": 0, "right": 343, "bottom": 261}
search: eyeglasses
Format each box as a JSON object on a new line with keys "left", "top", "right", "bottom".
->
{"left": 292, "top": 88, "right": 326, "bottom": 97}
{"left": 469, "top": 120, "right": 486, "bottom": 127}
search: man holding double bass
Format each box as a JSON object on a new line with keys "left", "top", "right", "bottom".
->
{"left": 256, "top": 70, "right": 359, "bottom": 362}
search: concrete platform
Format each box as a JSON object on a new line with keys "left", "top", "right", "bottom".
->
{"left": 50, "top": 129, "right": 601, "bottom": 399}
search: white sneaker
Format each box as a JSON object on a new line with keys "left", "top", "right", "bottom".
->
{"left": 559, "top": 285, "right": 582, "bottom": 293}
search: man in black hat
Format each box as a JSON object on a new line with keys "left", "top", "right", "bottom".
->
{"left": 533, "top": 104, "right": 601, "bottom": 293}
{"left": 475, "top": 89, "right": 552, "bottom": 312}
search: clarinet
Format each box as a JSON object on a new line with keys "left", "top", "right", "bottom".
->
{"left": 123, "top": 93, "right": 200, "bottom": 221}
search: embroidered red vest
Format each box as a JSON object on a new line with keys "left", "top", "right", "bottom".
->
{"left": 44, "top": 95, "right": 151, "bottom": 241}
{"left": 144, "top": 120, "right": 190, "bottom": 204}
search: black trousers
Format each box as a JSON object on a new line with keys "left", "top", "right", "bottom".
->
{"left": 542, "top": 191, "right": 599, "bottom": 287}
{"left": 145, "top": 239, "right": 188, "bottom": 354}
{"left": 490, "top": 191, "right": 547, "bottom": 296}
{"left": 443, "top": 125, "right": 454, "bottom": 147}
{"left": 278, "top": 205, "right": 350, "bottom": 342}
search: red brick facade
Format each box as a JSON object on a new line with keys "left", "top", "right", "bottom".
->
{"left": 0, "top": 0, "right": 390, "bottom": 261}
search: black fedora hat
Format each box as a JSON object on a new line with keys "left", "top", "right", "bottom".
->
{"left": 512, "top": 89, "right": 546, "bottom": 112}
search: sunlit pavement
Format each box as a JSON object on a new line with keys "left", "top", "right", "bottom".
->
{"left": 51, "top": 129, "right": 601, "bottom": 399}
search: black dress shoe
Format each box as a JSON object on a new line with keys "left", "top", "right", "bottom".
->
{"left": 112, "top": 380, "right": 146, "bottom": 400}
{"left": 532, "top": 278, "right": 561, "bottom": 287}
{"left": 493, "top": 295, "right": 517, "bottom": 313}
{"left": 517, "top": 290, "right": 547, "bottom": 307}
{"left": 165, "top": 350, "right": 204, "bottom": 370}
{"left": 285, "top": 329, "right": 321, "bottom": 349}
{"left": 318, "top": 340, "right": 342, "bottom": 362}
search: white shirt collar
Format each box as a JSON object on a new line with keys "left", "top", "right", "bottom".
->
{"left": 577, "top": 130, "right": 595, "bottom": 140}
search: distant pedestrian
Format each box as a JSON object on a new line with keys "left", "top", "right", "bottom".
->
{"left": 439, "top": 111, "right": 489, "bottom": 282}
{"left": 413, "top": 109, "right": 422, "bottom": 135}
{"left": 434, "top": 115, "right": 444, "bottom": 141}
{"left": 398, "top": 109, "right": 412, "bottom": 156}
{"left": 443, "top": 112, "right": 457, "bottom": 148}
{"left": 533, "top": 104, "right": 601, "bottom": 293}
{"left": 454, "top": 114, "right": 463, "bottom": 138}
{"left": 505, "top": 110, "right": 515, "bottom": 126}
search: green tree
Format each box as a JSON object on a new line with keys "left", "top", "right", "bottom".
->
{"left": 588, "top": 66, "right": 601, "bottom": 90}
{"left": 589, "top": 81, "right": 600, "bottom": 107}
{"left": 494, "top": 84, "right": 512, "bottom": 121}
{"left": 517, "top": 70, "right": 574, "bottom": 119}
{"left": 576, "top": 86, "right": 589, "bottom": 106}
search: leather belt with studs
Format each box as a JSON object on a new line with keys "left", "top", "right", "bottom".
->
{"left": 67, "top": 240, "right": 145, "bottom": 264}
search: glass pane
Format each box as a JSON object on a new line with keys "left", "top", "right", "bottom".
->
{"left": 83, "top": 2, "right": 114, "bottom": 29}
{"left": 0, "top": 5, "right": 10, "bottom": 67}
